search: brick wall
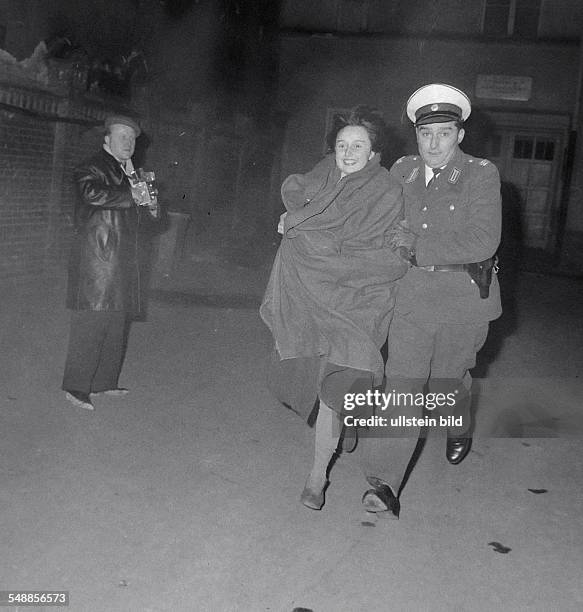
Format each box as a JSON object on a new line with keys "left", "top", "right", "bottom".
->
{"left": 0, "top": 111, "right": 55, "bottom": 280}
{"left": 45, "top": 123, "right": 103, "bottom": 271}
{"left": 0, "top": 82, "right": 274, "bottom": 283}
{"left": 0, "top": 107, "right": 108, "bottom": 282}
{"left": 0, "top": 83, "right": 150, "bottom": 282}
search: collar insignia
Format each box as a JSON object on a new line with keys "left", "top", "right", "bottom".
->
{"left": 448, "top": 167, "right": 461, "bottom": 183}
{"left": 405, "top": 167, "right": 419, "bottom": 183}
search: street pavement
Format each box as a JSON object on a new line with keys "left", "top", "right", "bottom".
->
{"left": 1, "top": 261, "right": 582, "bottom": 611}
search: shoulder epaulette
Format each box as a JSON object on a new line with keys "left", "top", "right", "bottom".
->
{"left": 466, "top": 157, "right": 493, "bottom": 169}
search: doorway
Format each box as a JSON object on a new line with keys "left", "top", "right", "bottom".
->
{"left": 483, "top": 112, "right": 570, "bottom": 254}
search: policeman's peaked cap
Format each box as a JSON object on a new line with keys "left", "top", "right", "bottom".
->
{"left": 406, "top": 83, "right": 471, "bottom": 126}
{"left": 104, "top": 114, "right": 141, "bottom": 137}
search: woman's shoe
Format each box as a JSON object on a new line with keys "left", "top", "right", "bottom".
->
{"left": 300, "top": 477, "right": 327, "bottom": 510}
{"left": 361, "top": 479, "right": 400, "bottom": 519}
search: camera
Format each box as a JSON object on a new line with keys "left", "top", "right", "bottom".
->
{"left": 130, "top": 168, "right": 158, "bottom": 206}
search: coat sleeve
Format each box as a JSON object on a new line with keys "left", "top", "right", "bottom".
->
{"left": 74, "top": 163, "right": 134, "bottom": 209}
{"left": 415, "top": 162, "right": 502, "bottom": 266}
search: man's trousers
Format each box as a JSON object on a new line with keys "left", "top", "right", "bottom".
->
{"left": 358, "top": 313, "right": 490, "bottom": 494}
{"left": 62, "top": 310, "right": 129, "bottom": 395}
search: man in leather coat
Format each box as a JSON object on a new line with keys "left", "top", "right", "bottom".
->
{"left": 62, "top": 115, "right": 159, "bottom": 410}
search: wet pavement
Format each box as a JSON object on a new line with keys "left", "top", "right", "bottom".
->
{"left": 1, "top": 259, "right": 583, "bottom": 611}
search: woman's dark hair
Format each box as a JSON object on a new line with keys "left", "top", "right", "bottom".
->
{"left": 326, "top": 105, "right": 388, "bottom": 154}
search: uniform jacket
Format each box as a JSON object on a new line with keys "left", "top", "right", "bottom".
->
{"left": 389, "top": 147, "right": 502, "bottom": 323}
{"left": 66, "top": 148, "right": 145, "bottom": 313}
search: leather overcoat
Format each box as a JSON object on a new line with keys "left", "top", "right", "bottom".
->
{"left": 66, "top": 148, "right": 143, "bottom": 313}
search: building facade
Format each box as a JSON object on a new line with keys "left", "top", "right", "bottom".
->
{"left": 277, "top": 0, "right": 583, "bottom": 261}
{"left": 0, "top": 0, "right": 282, "bottom": 281}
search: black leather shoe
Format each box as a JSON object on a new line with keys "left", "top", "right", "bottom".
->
{"left": 362, "top": 478, "right": 400, "bottom": 519}
{"left": 446, "top": 435, "right": 472, "bottom": 465}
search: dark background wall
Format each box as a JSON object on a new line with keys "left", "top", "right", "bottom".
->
{"left": 1, "top": 0, "right": 583, "bottom": 280}
{"left": 277, "top": 35, "right": 578, "bottom": 174}
{"left": 276, "top": 0, "right": 583, "bottom": 245}
{"left": 0, "top": 112, "right": 56, "bottom": 279}
{"left": 0, "top": 0, "right": 283, "bottom": 281}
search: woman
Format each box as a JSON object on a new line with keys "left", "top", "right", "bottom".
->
{"left": 260, "top": 106, "right": 407, "bottom": 512}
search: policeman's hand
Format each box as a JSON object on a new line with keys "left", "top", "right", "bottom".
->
{"left": 388, "top": 221, "right": 418, "bottom": 249}
{"left": 390, "top": 232, "right": 416, "bottom": 249}
{"left": 277, "top": 212, "right": 287, "bottom": 234}
{"left": 396, "top": 246, "right": 412, "bottom": 262}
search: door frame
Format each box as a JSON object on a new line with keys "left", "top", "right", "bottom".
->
{"left": 485, "top": 110, "right": 571, "bottom": 253}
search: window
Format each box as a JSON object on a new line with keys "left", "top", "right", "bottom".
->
{"left": 534, "top": 139, "right": 555, "bottom": 161}
{"left": 483, "top": 0, "right": 541, "bottom": 38}
{"left": 513, "top": 135, "right": 555, "bottom": 161}
{"left": 513, "top": 136, "right": 534, "bottom": 159}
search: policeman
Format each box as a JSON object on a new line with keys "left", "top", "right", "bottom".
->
{"left": 391, "top": 82, "right": 502, "bottom": 457}
{"left": 358, "top": 84, "right": 502, "bottom": 517}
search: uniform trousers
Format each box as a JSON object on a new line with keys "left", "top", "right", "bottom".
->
{"left": 358, "top": 313, "right": 490, "bottom": 494}
{"left": 62, "top": 310, "right": 129, "bottom": 394}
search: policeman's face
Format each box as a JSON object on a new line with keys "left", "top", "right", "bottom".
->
{"left": 335, "top": 125, "right": 374, "bottom": 176}
{"left": 416, "top": 121, "right": 465, "bottom": 168}
{"left": 105, "top": 124, "right": 137, "bottom": 162}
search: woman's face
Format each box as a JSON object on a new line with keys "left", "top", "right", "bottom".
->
{"left": 335, "top": 125, "right": 374, "bottom": 176}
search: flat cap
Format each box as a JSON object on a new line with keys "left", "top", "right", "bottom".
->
{"left": 406, "top": 83, "right": 471, "bottom": 126}
{"left": 104, "top": 114, "right": 141, "bottom": 136}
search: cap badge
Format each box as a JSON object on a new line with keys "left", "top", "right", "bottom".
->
{"left": 431, "top": 104, "right": 439, "bottom": 111}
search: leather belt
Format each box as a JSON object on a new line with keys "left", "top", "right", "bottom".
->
{"left": 417, "top": 264, "right": 468, "bottom": 272}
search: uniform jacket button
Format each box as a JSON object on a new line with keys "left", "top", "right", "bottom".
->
{"left": 422, "top": 206, "right": 428, "bottom": 212}
{"left": 449, "top": 204, "right": 455, "bottom": 211}
{"left": 421, "top": 223, "right": 428, "bottom": 229}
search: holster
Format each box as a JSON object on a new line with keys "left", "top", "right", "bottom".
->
{"left": 466, "top": 256, "right": 497, "bottom": 299}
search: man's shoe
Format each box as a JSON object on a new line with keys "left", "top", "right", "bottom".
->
{"left": 101, "top": 388, "right": 129, "bottom": 397}
{"left": 362, "top": 478, "right": 400, "bottom": 519}
{"left": 446, "top": 435, "right": 472, "bottom": 465}
{"left": 64, "top": 390, "right": 94, "bottom": 411}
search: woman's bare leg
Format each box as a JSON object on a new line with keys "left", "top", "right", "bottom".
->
{"left": 301, "top": 400, "right": 339, "bottom": 509}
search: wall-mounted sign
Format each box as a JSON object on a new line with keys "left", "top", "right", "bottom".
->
{"left": 475, "top": 75, "right": 533, "bottom": 101}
